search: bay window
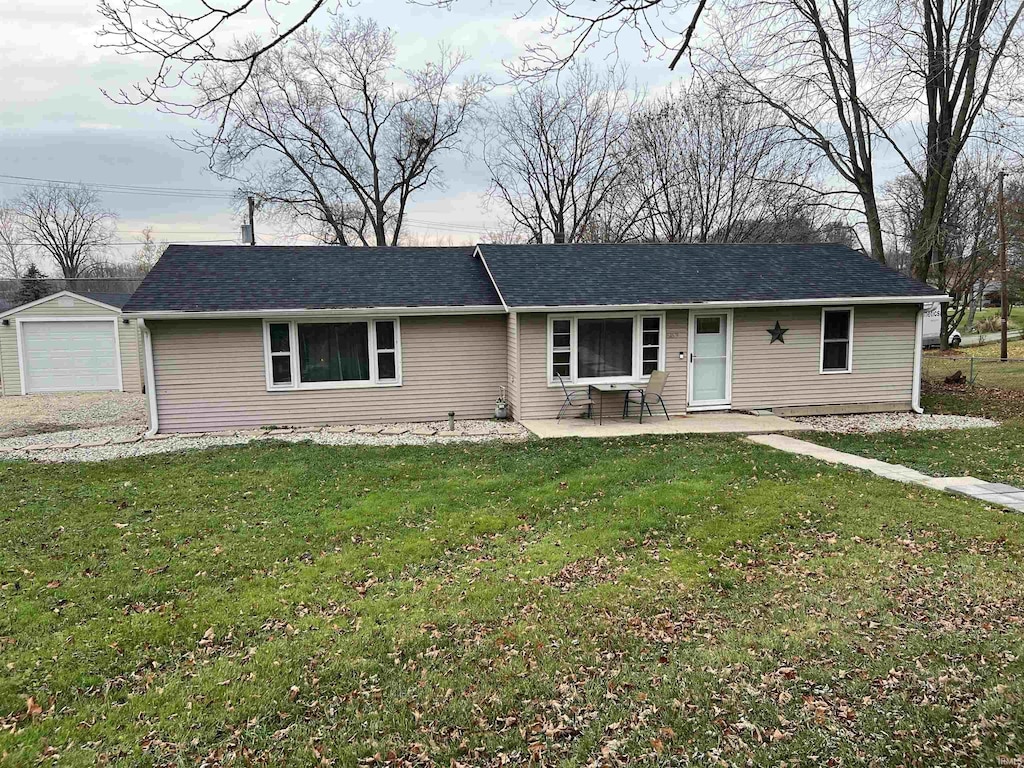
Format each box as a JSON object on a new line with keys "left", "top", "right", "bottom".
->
{"left": 548, "top": 313, "right": 664, "bottom": 384}
{"left": 264, "top": 318, "right": 401, "bottom": 390}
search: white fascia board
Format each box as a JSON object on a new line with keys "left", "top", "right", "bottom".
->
{"left": 123, "top": 305, "right": 509, "bottom": 320}
{"left": 472, "top": 245, "right": 510, "bottom": 311}
{"left": 509, "top": 295, "right": 949, "bottom": 312}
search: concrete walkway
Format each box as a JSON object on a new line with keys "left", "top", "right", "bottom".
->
{"left": 523, "top": 413, "right": 804, "bottom": 439}
{"left": 958, "top": 329, "right": 1022, "bottom": 348}
{"left": 748, "top": 433, "right": 1024, "bottom": 513}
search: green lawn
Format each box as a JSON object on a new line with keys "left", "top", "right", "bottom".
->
{"left": 923, "top": 340, "right": 1024, "bottom": 391}
{"left": 959, "top": 305, "right": 1024, "bottom": 332}
{"left": 3, "top": 438, "right": 1024, "bottom": 765}
{"left": 806, "top": 387, "right": 1024, "bottom": 486}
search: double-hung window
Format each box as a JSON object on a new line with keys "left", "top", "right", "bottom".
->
{"left": 820, "top": 308, "right": 853, "bottom": 373}
{"left": 549, "top": 313, "right": 664, "bottom": 384}
{"left": 264, "top": 318, "right": 401, "bottom": 390}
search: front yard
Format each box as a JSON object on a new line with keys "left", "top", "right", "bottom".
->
{"left": 806, "top": 386, "right": 1024, "bottom": 487}
{"left": 3, "top": 436, "right": 1024, "bottom": 765}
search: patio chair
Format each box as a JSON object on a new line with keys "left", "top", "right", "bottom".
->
{"left": 623, "top": 370, "right": 670, "bottom": 423}
{"left": 556, "top": 374, "right": 594, "bottom": 421}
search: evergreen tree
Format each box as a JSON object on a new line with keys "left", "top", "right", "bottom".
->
{"left": 16, "top": 263, "right": 49, "bottom": 305}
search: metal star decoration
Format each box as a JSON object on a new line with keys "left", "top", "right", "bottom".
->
{"left": 767, "top": 321, "right": 788, "bottom": 344}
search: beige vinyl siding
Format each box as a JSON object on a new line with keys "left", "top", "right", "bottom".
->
{"left": 506, "top": 312, "right": 520, "bottom": 418}
{"left": 150, "top": 314, "right": 508, "bottom": 432}
{"left": 515, "top": 310, "right": 689, "bottom": 420}
{"left": 730, "top": 305, "right": 917, "bottom": 410}
{"left": 0, "top": 294, "right": 142, "bottom": 396}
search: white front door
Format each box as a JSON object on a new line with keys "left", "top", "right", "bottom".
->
{"left": 688, "top": 311, "right": 732, "bottom": 409}
{"left": 20, "top": 320, "right": 121, "bottom": 393}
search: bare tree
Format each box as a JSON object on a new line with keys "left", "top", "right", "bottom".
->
{"left": 188, "top": 16, "right": 486, "bottom": 246}
{"left": 16, "top": 185, "right": 117, "bottom": 280}
{"left": 619, "top": 81, "right": 824, "bottom": 243}
{"left": 0, "top": 205, "right": 29, "bottom": 279}
{"left": 484, "top": 64, "right": 641, "bottom": 243}
{"left": 97, "top": 0, "right": 331, "bottom": 120}
{"left": 132, "top": 226, "right": 165, "bottom": 271}
{"left": 886, "top": 149, "right": 1004, "bottom": 346}
{"left": 439, "top": 0, "right": 1024, "bottom": 274}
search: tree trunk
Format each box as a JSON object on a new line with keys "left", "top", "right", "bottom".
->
{"left": 939, "top": 300, "right": 950, "bottom": 350}
{"left": 967, "top": 281, "right": 983, "bottom": 329}
{"left": 863, "top": 192, "right": 886, "bottom": 264}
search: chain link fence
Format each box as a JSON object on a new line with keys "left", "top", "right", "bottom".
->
{"left": 924, "top": 355, "right": 1024, "bottom": 391}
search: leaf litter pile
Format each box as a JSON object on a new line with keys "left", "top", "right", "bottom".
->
{"left": 2, "top": 437, "right": 1024, "bottom": 766}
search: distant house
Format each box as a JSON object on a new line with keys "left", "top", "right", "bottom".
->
{"left": 0, "top": 291, "right": 143, "bottom": 395}
{"left": 123, "top": 243, "right": 947, "bottom": 434}
{"left": 981, "top": 280, "right": 1003, "bottom": 308}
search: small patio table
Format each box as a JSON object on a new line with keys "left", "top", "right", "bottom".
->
{"left": 586, "top": 383, "right": 641, "bottom": 425}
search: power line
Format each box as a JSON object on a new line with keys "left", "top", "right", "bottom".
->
{"left": 0, "top": 173, "right": 236, "bottom": 200}
{"left": 0, "top": 171, "right": 501, "bottom": 231}
{"left": 11, "top": 239, "right": 238, "bottom": 246}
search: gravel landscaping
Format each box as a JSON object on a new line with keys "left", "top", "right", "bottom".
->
{"left": 794, "top": 412, "right": 999, "bottom": 434}
{"left": 0, "top": 392, "right": 146, "bottom": 437}
{"left": 0, "top": 419, "right": 529, "bottom": 463}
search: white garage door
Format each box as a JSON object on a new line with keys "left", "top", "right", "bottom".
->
{"left": 21, "top": 320, "right": 120, "bottom": 393}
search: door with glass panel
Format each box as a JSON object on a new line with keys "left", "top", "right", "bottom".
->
{"left": 689, "top": 312, "right": 731, "bottom": 408}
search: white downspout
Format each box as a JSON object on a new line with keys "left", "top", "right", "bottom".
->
{"left": 912, "top": 307, "right": 924, "bottom": 414}
{"left": 139, "top": 319, "right": 160, "bottom": 435}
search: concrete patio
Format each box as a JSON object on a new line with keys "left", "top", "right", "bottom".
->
{"left": 521, "top": 412, "right": 805, "bottom": 438}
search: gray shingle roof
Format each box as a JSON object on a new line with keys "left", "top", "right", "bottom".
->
{"left": 124, "top": 242, "right": 940, "bottom": 314}
{"left": 77, "top": 292, "right": 133, "bottom": 309}
{"left": 123, "top": 245, "right": 502, "bottom": 313}
{"left": 476, "top": 243, "right": 939, "bottom": 308}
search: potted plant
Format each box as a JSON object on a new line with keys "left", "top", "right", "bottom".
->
{"left": 494, "top": 386, "right": 509, "bottom": 420}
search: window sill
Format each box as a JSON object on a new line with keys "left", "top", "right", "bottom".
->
{"left": 819, "top": 369, "right": 852, "bottom": 375}
{"left": 267, "top": 381, "right": 402, "bottom": 392}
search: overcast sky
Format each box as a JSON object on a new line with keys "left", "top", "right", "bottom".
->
{"left": 1, "top": 0, "right": 686, "bottom": 260}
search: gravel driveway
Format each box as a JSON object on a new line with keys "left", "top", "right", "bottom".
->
{"left": 0, "top": 392, "right": 147, "bottom": 438}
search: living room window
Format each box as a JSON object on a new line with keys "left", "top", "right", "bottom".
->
{"left": 263, "top": 318, "right": 401, "bottom": 390}
{"left": 549, "top": 312, "right": 664, "bottom": 384}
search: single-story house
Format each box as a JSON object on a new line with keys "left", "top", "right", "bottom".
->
{"left": 0, "top": 291, "right": 143, "bottom": 396}
{"left": 122, "top": 243, "right": 948, "bottom": 434}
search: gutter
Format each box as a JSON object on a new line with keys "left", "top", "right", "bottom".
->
{"left": 123, "top": 295, "right": 950, "bottom": 320}
{"left": 912, "top": 307, "right": 924, "bottom": 414}
{"left": 508, "top": 295, "right": 952, "bottom": 312}
{"left": 123, "top": 304, "right": 508, "bottom": 320}
{"left": 138, "top": 319, "right": 159, "bottom": 435}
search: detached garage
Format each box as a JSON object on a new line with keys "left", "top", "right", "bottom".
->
{"left": 0, "top": 291, "right": 143, "bottom": 396}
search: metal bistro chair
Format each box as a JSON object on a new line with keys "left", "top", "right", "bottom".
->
{"left": 556, "top": 374, "right": 594, "bottom": 421}
{"left": 624, "top": 370, "right": 671, "bottom": 423}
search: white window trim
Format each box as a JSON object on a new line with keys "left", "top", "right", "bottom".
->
{"left": 546, "top": 311, "right": 665, "bottom": 386}
{"left": 15, "top": 316, "right": 124, "bottom": 395}
{"left": 262, "top": 317, "right": 402, "bottom": 392}
{"left": 820, "top": 307, "right": 854, "bottom": 374}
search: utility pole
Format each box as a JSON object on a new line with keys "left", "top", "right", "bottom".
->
{"left": 998, "top": 170, "right": 1008, "bottom": 361}
{"left": 247, "top": 196, "right": 256, "bottom": 246}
